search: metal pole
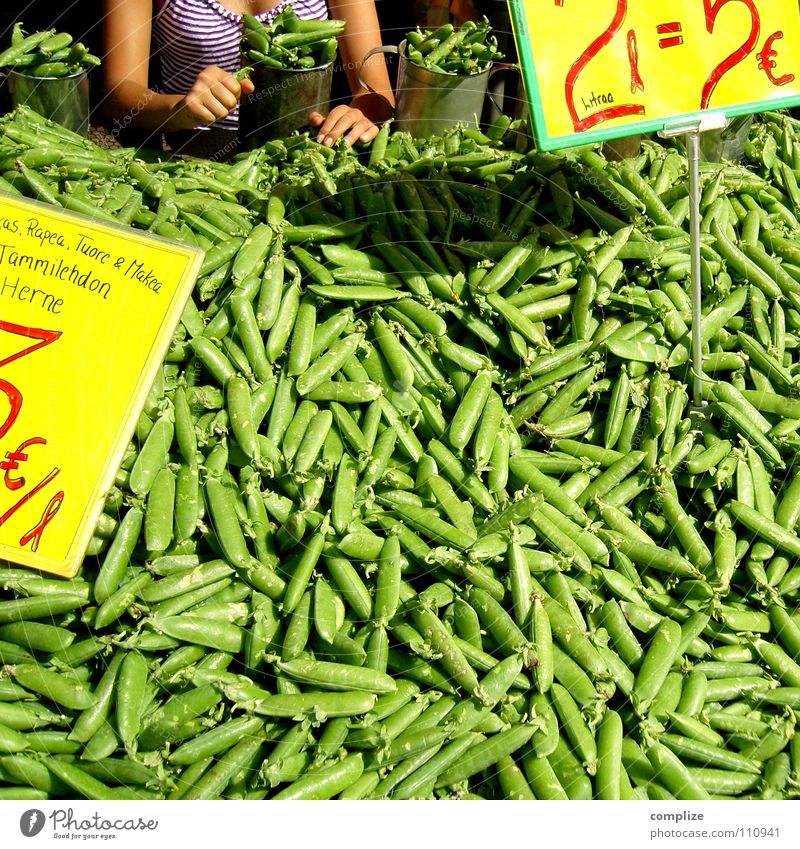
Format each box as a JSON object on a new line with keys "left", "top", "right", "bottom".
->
{"left": 686, "top": 130, "right": 704, "bottom": 410}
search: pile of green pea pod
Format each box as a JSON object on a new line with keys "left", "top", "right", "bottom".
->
{"left": 2, "top": 102, "right": 800, "bottom": 801}
{"left": 240, "top": 7, "right": 345, "bottom": 73}
{"left": 405, "top": 19, "right": 504, "bottom": 75}
{"left": 0, "top": 24, "right": 100, "bottom": 77}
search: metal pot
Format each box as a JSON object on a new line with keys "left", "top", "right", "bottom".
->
{"left": 7, "top": 67, "right": 90, "bottom": 136}
{"left": 239, "top": 61, "right": 333, "bottom": 147}
{"left": 360, "top": 41, "right": 506, "bottom": 138}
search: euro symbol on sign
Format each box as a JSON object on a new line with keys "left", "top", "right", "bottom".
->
{"left": 0, "top": 437, "right": 47, "bottom": 492}
{"left": 757, "top": 31, "right": 795, "bottom": 87}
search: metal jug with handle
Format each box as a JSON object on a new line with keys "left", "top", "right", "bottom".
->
{"left": 8, "top": 68, "right": 89, "bottom": 136}
{"left": 360, "top": 41, "right": 511, "bottom": 138}
{"left": 239, "top": 61, "right": 334, "bottom": 147}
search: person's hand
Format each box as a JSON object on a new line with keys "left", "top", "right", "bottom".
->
{"left": 171, "top": 66, "right": 255, "bottom": 130}
{"left": 309, "top": 92, "right": 393, "bottom": 147}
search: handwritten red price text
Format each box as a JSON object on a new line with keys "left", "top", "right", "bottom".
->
{"left": 564, "top": 0, "right": 794, "bottom": 132}
{"left": 0, "top": 320, "right": 64, "bottom": 552}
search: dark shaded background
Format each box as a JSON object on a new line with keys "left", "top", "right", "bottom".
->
{"left": 0, "top": 0, "right": 415, "bottom": 104}
{"left": 0, "top": 0, "right": 514, "bottom": 56}
{"left": 0, "top": 1, "right": 518, "bottom": 137}
{"left": 0, "top": 1, "right": 104, "bottom": 116}
{"left": 0, "top": 1, "right": 104, "bottom": 55}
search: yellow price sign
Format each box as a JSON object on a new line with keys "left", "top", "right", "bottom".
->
{"left": 0, "top": 195, "right": 202, "bottom": 577}
{"left": 509, "top": 0, "right": 800, "bottom": 150}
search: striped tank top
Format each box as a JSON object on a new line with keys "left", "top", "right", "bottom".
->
{"left": 154, "top": 0, "right": 328, "bottom": 129}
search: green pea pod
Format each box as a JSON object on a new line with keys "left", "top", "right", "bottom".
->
{"left": 0, "top": 30, "right": 55, "bottom": 67}
{"left": 632, "top": 619, "right": 683, "bottom": 716}
{"left": 116, "top": 651, "right": 149, "bottom": 758}
{"left": 12, "top": 664, "right": 96, "bottom": 711}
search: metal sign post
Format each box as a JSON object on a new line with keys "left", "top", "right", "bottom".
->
{"left": 659, "top": 114, "right": 728, "bottom": 411}
{"left": 505, "top": 0, "right": 800, "bottom": 410}
{"left": 686, "top": 130, "right": 706, "bottom": 411}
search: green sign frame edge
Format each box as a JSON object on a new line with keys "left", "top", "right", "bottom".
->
{"left": 506, "top": 0, "right": 800, "bottom": 152}
{"left": 0, "top": 189, "right": 204, "bottom": 577}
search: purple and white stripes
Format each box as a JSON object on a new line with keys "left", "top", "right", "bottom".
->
{"left": 153, "top": 0, "right": 328, "bottom": 128}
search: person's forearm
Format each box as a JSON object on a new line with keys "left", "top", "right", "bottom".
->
{"left": 328, "top": 0, "right": 394, "bottom": 105}
{"left": 104, "top": 79, "right": 187, "bottom": 133}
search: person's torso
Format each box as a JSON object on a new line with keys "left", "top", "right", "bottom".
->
{"left": 154, "top": 0, "right": 328, "bottom": 129}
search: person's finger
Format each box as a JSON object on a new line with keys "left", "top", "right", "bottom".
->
{"left": 359, "top": 123, "right": 380, "bottom": 144}
{"left": 184, "top": 101, "right": 218, "bottom": 126}
{"left": 209, "top": 82, "right": 239, "bottom": 111}
{"left": 240, "top": 79, "right": 255, "bottom": 96}
{"left": 195, "top": 66, "right": 227, "bottom": 88}
{"left": 201, "top": 93, "right": 231, "bottom": 121}
{"left": 217, "top": 89, "right": 240, "bottom": 111}
{"left": 217, "top": 73, "right": 242, "bottom": 98}
{"left": 321, "top": 111, "right": 363, "bottom": 146}
{"left": 204, "top": 65, "right": 231, "bottom": 80}
{"left": 344, "top": 119, "right": 375, "bottom": 147}
{"left": 315, "top": 108, "right": 347, "bottom": 140}
{"left": 315, "top": 105, "right": 350, "bottom": 141}
{"left": 308, "top": 111, "right": 324, "bottom": 127}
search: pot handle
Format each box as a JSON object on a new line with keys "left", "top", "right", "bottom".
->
{"left": 359, "top": 45, "right": 399, "bottom": 97}
{"left": 486, "top": 62, "right": 522, "bottom": 115}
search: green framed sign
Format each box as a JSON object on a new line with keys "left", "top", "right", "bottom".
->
{"left": 507, "top": 0, "right": 800, "bottom": 151}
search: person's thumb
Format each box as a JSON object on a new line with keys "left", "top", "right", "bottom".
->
{"left": 240, "top": 78, "right": 255, "bottom": 96}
